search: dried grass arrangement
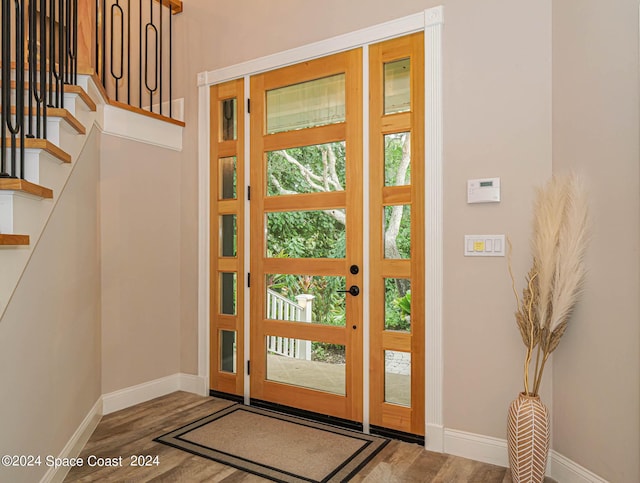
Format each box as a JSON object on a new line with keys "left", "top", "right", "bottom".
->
{"left": 508, "top": 175, "right": 590, "bottom": 396}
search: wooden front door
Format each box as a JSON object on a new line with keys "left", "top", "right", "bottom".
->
{"left": 249, "top": 49, "right": 364, "bottom": 422}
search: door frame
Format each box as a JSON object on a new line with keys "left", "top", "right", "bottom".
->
{"left": 197, "top": 7, "right": 444, "bottom": 450}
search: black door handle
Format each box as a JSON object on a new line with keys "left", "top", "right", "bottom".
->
{"left": 337, "top": 285, "right": 360, "bottom": 296}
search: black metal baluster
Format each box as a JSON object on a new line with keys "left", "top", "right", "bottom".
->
{"left": 169, "top": 0, "right": 172, "bottom": 118}
{"left": 58, "top": 0, "right": 65, "bottom": 108}
{"left": 110, "top": 0, "right": 123, "bottom": 101}
{"left": 158, "top": 0, "right": 161, "bottom": 116}
{"left": 101, "top": 0, "right": 106, "bottom": 90}
{"left": 3, "top": 0, "right": 26, "bottom": 178}
{"left": 126, "top": 0, "right": 129, "bottom": 104}
{"left": 65, "top": 0, "right": 75, "bottom": 86}
{"left": 48, "top": 0, "right": 54, "bottom": 107}
{"left": 144, "top": 0, "right": 157, "bottom": 113}
{"left": 17, "top": 0, "right": 24, "bottom": 177}
{"left": 39, "top": 0, "right": 47, "bottom": 138}
{"left": 65, "top": 0, "right": 69, "bottom": 83}
{"left": 2, "top": 0, "right": 24, "bottom": 178}
{"left": 71, "top": 0, "right": 77, "bottom": 84}
{"left": 27, "top": 0, "right": 36, "bottom": 138}
{"left": 1, "top": 0, "right": 9, "bottom": 177}
{"left": 138, "top": 0, "right": 141, "bottom": 108}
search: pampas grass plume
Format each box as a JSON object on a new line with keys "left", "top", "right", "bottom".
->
{"left": 509, "top": 174, "right": 589, "bottom": 396}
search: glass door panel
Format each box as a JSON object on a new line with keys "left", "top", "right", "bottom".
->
{"left": 218, "top": 156, "right": 237, "bottom": 199}
{"left": 220, "top": 330, "right": 237, "bottom": 374}
{"left": 384, "top": 350, "right": 411, "bottom": 406}
{"left": 266, "top": 74, "right": 346, "bottom": 133}
{"left": 266, "top": 211, "right": 346, "bottom": 259}
{"left": 267, "top": 141, "right": 346, "bottom": 195}
{"left": 266, "top": 338, "right": 346, "bottom": 395}
{"left": 384, "top": 58, "right": 411, "bottom": 114}
{"left": 265, "top": 274, "right": 346, "bottom": 326}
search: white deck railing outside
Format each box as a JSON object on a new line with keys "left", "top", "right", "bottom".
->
{"left": 266, "top": 289, "right": 314, "bottom": 360}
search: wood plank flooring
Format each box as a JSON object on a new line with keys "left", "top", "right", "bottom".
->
{"left": 63, "top": 391, "right": 547, "bottom": 482}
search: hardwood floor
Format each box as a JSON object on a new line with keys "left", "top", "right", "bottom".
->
{"left": 64, "top": 391, "right": 545, "bottom": 482}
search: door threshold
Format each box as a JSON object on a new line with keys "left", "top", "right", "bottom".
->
{"left": 209, "top": 393, "right": 424, "bottom": 445}
{"left": 209, "top": 390, "right": 244, "bottom": 404}
{"left": 370, "top": 425, "right": 425, "bottom": 446}
{"left": 249, "top": 398, "right": 364, "bottom": 433}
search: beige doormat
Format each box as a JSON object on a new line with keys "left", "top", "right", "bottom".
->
{"left": 155, "top": 404, "right": 388, "bottom": 482}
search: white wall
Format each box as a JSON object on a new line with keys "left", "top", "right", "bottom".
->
{"left": 552, "top": 1, "right": 640, "bottom": 481}
{"left": 100, "top": 134, "right": 182, "bottom": 394}
{"left": 0, "top": 130, "right": 102, "bottom": 483}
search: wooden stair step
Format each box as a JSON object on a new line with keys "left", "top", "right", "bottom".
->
{"left": 0, "top": 178, "right": 53, "bottom": 198}
{"left": 0, "top": 234, "right": 29, "bottom": 246}
{"left": 3, "top": 137, "right": 71, "bottom": 164}
{"left": 4, "top": 106, "right": 85, "bottom": 135}
{"left": 64, "top": 85, "right": 97, "bottom": 111}
{"left": 1, "top": 80, "right": 96, "bottom": 112}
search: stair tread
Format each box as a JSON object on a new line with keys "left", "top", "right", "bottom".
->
{"left": 0, "top": 178, "right": 53, "bottom": 199}
{"left": 0, "top": 234, "right": 29, "bottom": 246}
{"left": 3, "top": 137, "right": 72, "bottom": 163}
{"left": 4, "top": 105, "right": 86, "bottom": 135}
{"left": 64, "top": 85, "right": 97, "bottom": 111}
{"left": 1, "top": 80, "right": 97, "bottom": 112}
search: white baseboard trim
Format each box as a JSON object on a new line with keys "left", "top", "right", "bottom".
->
{"left": 442, "top": 428, "right": 608, "bottom": 482}
{"left": 40, "top": 397, "right": 103, "bottom": 483}
{"left": 179, "top": 372, "right": 209, "bottom": 396}
{"left": 425, "top": 423, "right": 445, "bottom": 452}
{"left": 444, "top": 428, "right": 508, "bottom": 468}
{"left": 549, "top": 450, "right": 609, "bottom": 483}
{"left": 102, "top": 373, "right": 207, "bottom": 415}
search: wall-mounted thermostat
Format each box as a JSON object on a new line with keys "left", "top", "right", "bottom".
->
{"left": 467, "top": 177, "right": 500, "bottom": 203}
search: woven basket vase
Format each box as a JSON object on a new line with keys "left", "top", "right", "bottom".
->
{"left": 507, "top": 392, "right": 550, "bottom": 483}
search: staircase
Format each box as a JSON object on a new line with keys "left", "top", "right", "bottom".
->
{"left": 0, "top": 63, "right": 101, "bottom": 314}
{"left": 1, "top": 0, "right": 183, "bottom": 316}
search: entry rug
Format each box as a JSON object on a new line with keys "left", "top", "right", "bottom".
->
{"left": 154, "top": 404, "right": 388, "bottom": 482}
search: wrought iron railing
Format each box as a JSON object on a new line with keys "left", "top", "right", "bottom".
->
{"left": 2, "top": 1, "right": 180, "bottom": 179}
{"left": 96, "top": 0, "right": 178, "bottom": 119}
{"left": 1, "top": 0, "right": 78, "bottom": 179}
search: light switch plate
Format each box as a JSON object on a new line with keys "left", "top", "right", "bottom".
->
{"left": 464, "top": 234, "right": 505, "bottom": 257}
